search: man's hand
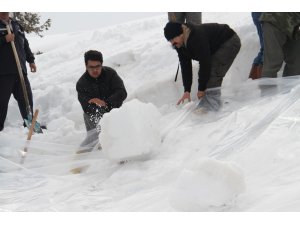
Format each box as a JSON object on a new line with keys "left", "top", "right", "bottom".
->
{"left": 29, "top": 63, "right": 37, "bottom": 73}
{"left": 88, "top": 98, "right": 107, "bottom": 107}
{"left": 177, "top": 92, "right": 191, "bottom": 105}
{"left": 5, "top": 33, "right": 14, "bottom": 43}
{"left": 197, "top": 91, "right": 205, "bottom": 99}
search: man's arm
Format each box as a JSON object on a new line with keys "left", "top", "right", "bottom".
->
{"left": 24, "top": 38, "right": 35, "bottom": 64}
{"left": 76, "top": 80, "right": 109, "bottom": 118}
{"left": 195, "top": 38, "right": 212, "bottom": 92}
{"left": 177, "top": 48, "right": 193, "bottom": 92}
{"left": 106, "top": 70, "right": 127, "bottom": 110}
{"left": 76, "top": 81, "right": 95, "bottom": 113}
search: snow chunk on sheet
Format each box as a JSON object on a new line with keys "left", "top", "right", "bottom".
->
{"left": 100, "top": 99, "right": 161, "bottom": 162}
{"left": 170, "top": 158, "right": 246, "bottom": 211}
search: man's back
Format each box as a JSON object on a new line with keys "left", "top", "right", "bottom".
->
{"left": 186, "top": 23, "right": 235, "bottom": 56}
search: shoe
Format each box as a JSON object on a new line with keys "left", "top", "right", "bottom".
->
{"left": 23, "top": 122, "right": 47, "bottom": 130}
{"left": 76, "top": 147, "right": 93, "bottom": 154}
{"left": 196, "top": 92, "right": 221, "bottom": 112}
{"left": 194, "top": 107, "right": 208, "bottom": 115}
{"left": 76, "top": 142, "right": 101, "bottom": 154}
{"left": 249, "top": 64, "right": 263, "bottom": 80}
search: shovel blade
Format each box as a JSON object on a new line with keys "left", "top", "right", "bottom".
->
{"left": 24, "top": 117, "right": 43, "bottom": 134}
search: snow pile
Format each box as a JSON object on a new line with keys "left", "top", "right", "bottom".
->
{"left": 169, "top": 158, "right": 246, "bottom": 211}
{"left": 100, "top": 99, "right": 162, "bottom": 162}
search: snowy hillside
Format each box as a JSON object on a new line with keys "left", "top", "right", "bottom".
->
{"left": 1, "top": 13, "right": 300, "bottom": 212}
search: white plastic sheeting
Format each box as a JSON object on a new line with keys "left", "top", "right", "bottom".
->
{"left": 2, "top": 77, "right": 300, "bottom": 211}
{"left": 169, "top": 158, "right": 246, "bottom": 211}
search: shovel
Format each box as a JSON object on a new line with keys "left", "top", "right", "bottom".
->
{"left": 6, "top": 24, "right": 43, "bottom": 133}
{"left": 20, "top": 109, "right": 40, "bottom": 164}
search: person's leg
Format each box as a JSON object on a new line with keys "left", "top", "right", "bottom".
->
{"left": 249, "top": 13, "right": 264, "bottom": 80}
{"left": 83, "top": 112, "right": 97, "bottom": 132}
{"left": 199, "top": 34, "right": 241, "bottom": 111}
{"left": 206, "top": 34, "right": 241, "bottom": 88}
{"left": 252, "top": 12, "right": 264, "bottom": 66}
{"left": 185, "top": 12, "right": 202, "bottom": 25}
{"left": 249, "top": 14, "right": 264, "bottom": 79}
{"left": 80, "top": 107, "right": 107, "bottom": 148}
{"left": 168, "top": 12, "right": 185, "bottom": 23}
{"left": 261, "top": 22, "right": 287, "bottom": 78}
{"left": 282, "top": 38, "right": 300, "bottom": 76}
{"left": 80, "top": 113, "right": 100, "bottom": 147}
{"left": 0, "top": 74, "right": 16, "bottom": 131}
{"left": 12, "top": 74, "right": 33, "bottom": 121}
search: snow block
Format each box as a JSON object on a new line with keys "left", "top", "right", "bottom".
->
{"left": 169, "top": 158, "right": 246, "bottom": 211}
{"left": 100, "top": 99, "right": 161, "bottom": 162}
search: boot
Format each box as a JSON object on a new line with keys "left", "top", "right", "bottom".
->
{"left": 197, "top": 88, "right": 222, "bottom": 112}
{"left": 257, "top": 64, "right": 263, "bottom": 77}
{"left": 249, "top": 64, "right": 263, "bottom": 80}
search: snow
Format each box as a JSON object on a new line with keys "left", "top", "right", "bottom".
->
{"left": 170, "top": 158, "right": 246, "bottom": 211}
{"left": 100, "top": 99, "right": 161, "bottom": 162}
{"left": 1, "top": 12, "right": 300, "bottom": 213}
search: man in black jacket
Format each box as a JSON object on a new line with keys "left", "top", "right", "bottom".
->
{"left": 164, "top": 22, "right": 241, "bottom": 111}
{"left": 76, "top": 50, "right": 127, "bottom": 147}
{"left": 0, "top": 12, "right": 37, "bottom": 131}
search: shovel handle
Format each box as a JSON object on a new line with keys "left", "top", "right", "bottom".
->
{"left": 27, "top": 109, "right": 39, "bottom": 141}
{"left": 20, "top": 109, "right": 39, "bottom": 164}
{"left": 6, "top": 24, "right": 32, "bottom": 115}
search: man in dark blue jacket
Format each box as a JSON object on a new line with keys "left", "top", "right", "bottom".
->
{"left": 0, "top": 12, "right": 36, "bottom": 131}
{"left": 164, "top": 22, "right": 241, "bottom": 111}
{"left": 76, "top": 50, "right": 127, "bottom": 148}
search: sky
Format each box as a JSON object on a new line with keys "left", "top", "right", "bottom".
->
{"left": 4, "top": 0, "right": 297, "bottom": 13}
{"left": 40, "top": 12, "right": 164, "bottom": 35}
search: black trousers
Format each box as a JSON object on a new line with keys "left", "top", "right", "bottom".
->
{"left": 0, "top": 73, "right": 33, "bottom": 130}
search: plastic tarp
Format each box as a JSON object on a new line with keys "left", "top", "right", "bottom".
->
{"left": 2, "top": 76, "right": 300, "bottom": 211}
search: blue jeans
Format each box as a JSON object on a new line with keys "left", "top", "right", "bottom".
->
{"left": 252, "top": 12, "right": 264, "bottom": 65}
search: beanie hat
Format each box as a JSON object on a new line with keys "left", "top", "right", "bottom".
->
{"left": 164, "top": 22, "right": 183, "bottom": 41}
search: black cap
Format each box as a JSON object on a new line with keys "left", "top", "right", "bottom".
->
{"left": 164, "top": 22, "right": 183, "bottom": 41}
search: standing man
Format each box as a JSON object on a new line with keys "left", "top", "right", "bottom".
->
{"left": 76, "top": 50, "right": 127, "bottom": 148}
{"left": 260, "top": 13, "right": 300, "bottom": 78}
{"left": 164, "top": 22, "right": 241, "bottom": 110}
{"left": 168, "top": 12, "right": 202, "bottom": 25}
{"left": 0, "top": 12, "right": 37, "bottom": 131}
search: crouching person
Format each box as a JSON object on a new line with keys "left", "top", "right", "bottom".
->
{"left": 76, "top": 50, "right": 127, "bottom": 150}
{"left": 164, "top": 22, "right": 241, "bottom": 111}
